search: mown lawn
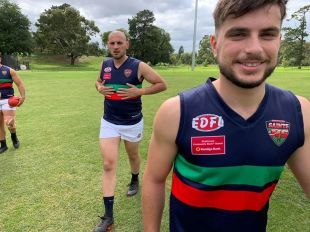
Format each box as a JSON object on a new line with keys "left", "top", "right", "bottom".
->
{"left": 0, "top": 63, "right": 309, "bottom": 231}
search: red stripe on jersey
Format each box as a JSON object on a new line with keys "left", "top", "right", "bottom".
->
{"left": 171, "top": 173, "right": 276, "bottom": 211}
{"left": 105, "top": 93, "right": 122, "bottom": 100}
{"left": 105, "top": 93, "right": 140, "bottom": 101}
{"left": 0, "top": 83, "right": 13, "bottom": 88}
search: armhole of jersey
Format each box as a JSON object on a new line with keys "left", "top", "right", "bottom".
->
{"left": 290, "top": 92, "right": 305, "bottom": 147}
{"left": 99, "top": 62, "right": 105, "bottom": 81}
{"left": 137, "top": 61, "right": 143, "bottom": 82}
{"left": 176, "top": 93, "right": 185, "bottom": 146}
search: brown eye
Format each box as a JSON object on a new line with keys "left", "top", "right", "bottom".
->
{"left": 261, "top": 33, "right": 277, "bottom": 40}
{"left": 228, "top": 32, "right": 246, "bottom": 40}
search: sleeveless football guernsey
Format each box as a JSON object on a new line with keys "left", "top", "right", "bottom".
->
{"left": 100, "top": 57, "right": 142, "bottom": 125}
{"left": 0, "top": 65, "right": 14, "bottom": 99}
{"left": 170, "top": 78, "right": 304, "bottom": 232}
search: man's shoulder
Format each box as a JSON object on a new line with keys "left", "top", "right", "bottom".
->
{"left": 180, "top": 82, "right": 208, "bottom": 95}
{"left": 103, "top": 58, "right": 113, "bottom": 65}
{"left": 0, "top": 65, "right": 11, "bottom": 70}
{"left": 128, "top": 56, "right": 141, "bottom": 64}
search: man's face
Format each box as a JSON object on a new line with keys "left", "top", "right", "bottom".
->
{"left": 108, "top": 32, "right": 129, "bottom": 60}
{"left": 211, "top": 4, "right": 282, "bottom": 88}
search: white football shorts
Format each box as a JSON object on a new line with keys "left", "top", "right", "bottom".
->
{"left": 99, "top": 118, "right": 143, "bottom": 142}
{"left": 0, "top": 99, "right": 16, "bottom": 111}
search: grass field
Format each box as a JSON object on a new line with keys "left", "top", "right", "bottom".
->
{"left": 0, "top": 58, "right": 309, "bottom": 231}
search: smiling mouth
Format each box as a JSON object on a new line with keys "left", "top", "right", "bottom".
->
{"left": 241, "top": 62, "right": 262, "bottom": 67}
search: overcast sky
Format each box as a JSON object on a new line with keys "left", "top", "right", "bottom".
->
{"left": 11, "top": 0, "right": 310, "bottom": 52}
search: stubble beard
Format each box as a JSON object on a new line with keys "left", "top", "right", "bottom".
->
{"left": 218, "top": 61, "right": 277, "bottom": 89}
{"left": 109, "top": 49, "right": 126, "bottom": 60}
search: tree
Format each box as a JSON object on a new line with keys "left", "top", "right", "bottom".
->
{"left": 196, "top": 35, "right": 216, "bottom": 66}
{"left": 86, "top": 42, "right": 105, "bottom": 56}
{"left": 282, "top": 5, "right": 309, "bottom": 68}
{"left": 0, "top": 0, "right": 33, "bottom": 55}
{"left": 302, "top": 42, "right": 310, "bottom": 66}
{"left": 150, "top": 26, "right": 174, "bottom": 64}
{"left": 128, "top": 9, "right": 173, "bottom": 65}
{"left": 34, "top": 4, "right": 100, "bottom": 65}
{"left": 170, "top": 53, "right": 178, "bottom": 65}
{"left": 180, "top": 52, "right": 193, "bottom": 65}
{"left": 178, "top": 46, "right": 184, "bottom": 59}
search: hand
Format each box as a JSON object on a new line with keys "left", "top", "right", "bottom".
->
{"left": 17, "top": 96, "right": 25, "bottom": 106}
{"left": 117, "top": 83, "right": 142, "bottom": 99}
{"left": 97, "top": 80, "right": 115, "bottom": 97}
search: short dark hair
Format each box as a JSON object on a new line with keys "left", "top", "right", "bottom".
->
{"left": 213, "top": 0, "right": 288, "bottom": 30}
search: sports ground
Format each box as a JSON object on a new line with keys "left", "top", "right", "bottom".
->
{"left": 0, "top": 57, "right": 309, "bottom": 231}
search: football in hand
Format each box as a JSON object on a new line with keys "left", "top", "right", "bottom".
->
{"left": 8, "top": 96, "right": 20, "bottom": 107}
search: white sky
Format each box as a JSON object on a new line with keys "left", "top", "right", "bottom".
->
{"left": 11, "top": 0, "right": 310, "bottom": 52}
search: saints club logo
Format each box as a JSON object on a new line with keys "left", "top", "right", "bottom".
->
{"left": 266, "top": 120, "right": 290, "bottom": 146}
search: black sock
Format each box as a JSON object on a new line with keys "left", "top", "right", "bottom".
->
{"left": 0, "top": 139, "right": 7, "bottom": 148}
{"left": 11, "top": 133, "right": 17, "bottom": 141}
{"left": 131, "top": 173, "right": 139, "bottom": 183}
{"left": 103, "top": 196, "right": 114, "bottom": 218}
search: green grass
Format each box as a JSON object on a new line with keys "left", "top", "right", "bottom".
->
{"left": 0, "top": 61, "right": 309, "bottom": 231}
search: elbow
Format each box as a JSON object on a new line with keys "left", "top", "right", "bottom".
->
{"left": 161, "top": 81, "right": 167, "bottom": 91}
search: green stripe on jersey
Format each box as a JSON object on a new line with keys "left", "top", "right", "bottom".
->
{"left": 175, "top": 155, "right": 284, "bottom": 187}
{"left": 105, "top": 83, "right": 142, "bottom": 91}
{"left": 0, "top": 79, "right": 13, "bottom": 83}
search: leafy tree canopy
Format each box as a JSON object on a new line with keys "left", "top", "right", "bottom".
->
{"left": 128, "top": 9, "right": 173, "bottom": 65}
{"left": 281, "top": 4, "right": 309, "bottom": 68}
{"left": 0, "top": 0, "right": 33, "bottom": 55}
{"left": 34, "top": 3, "right": 100, "bottom": 65}
{"left": 196, "top": 35, "right": 216, "bottom": 66}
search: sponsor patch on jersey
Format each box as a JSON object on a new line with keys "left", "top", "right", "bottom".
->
{"left": 104, "top": 67, "right": 112, "bottom": 72}
{"left": 192, "top": 114, "right": 224, "bottom": 132}
{"left": 124, "top": 69, "right": 132, "bottom": 77}
{"left": 2, "top": 70, "right": 7, "bottom": 76}
{"left": 266, "top": 120, "right": 290, "bottom": 146}
{"left": 191, "top": 136, "right": 225, "bottom": 155}
{"left": 103, "top": 73, "right": 111, "bottom": 79}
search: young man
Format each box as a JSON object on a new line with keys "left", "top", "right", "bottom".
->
{"left": 142, "top": 0, "right": 310, "bottom": 231}
{"left": 93, "top": 30, "right": 167, "bottom": 232}
{"left": 0, "top": 56, "right": 26, "bottom": 154}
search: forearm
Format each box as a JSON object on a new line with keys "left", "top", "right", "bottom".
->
{"left": 17, "top": 85, "right": 26, "bottom": 100}
{"left": 95, "top": 81, "right": 102, "bottom": 91}
{"left": 140, "top": 82, "right": 167, "bottom": 96}
{"left": 142, "top": 175, "right": 166, "bottom": 232}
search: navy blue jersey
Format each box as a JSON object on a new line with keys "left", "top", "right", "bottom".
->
{"left": 100, "top": 57, "right": 143, "bottom": 125}
{"left": 170, "top": 78, "right": 304, "bottom": 232}
{"left": 0, "top": 65, "right": 14, "bottom": 99}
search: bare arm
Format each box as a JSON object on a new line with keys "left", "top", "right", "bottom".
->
{"left": 138, "top": 61, "right": 167, "bottom": 95}
{"left": 118, "top": 62, "right": 167, "bottom": 99}
{"left": 287, "top": 96, "right": 310, "bottom": 199}
{"left": 11, "top": 69, "right": 25, "bottom": 106}
{"left": 142, "top": 96, "right": 180, "bottom": 232}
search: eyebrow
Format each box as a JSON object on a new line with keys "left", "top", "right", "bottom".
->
{"left": 225, "top": 26, "right": 280, "bottom": 35}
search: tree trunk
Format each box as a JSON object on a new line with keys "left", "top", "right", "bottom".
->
{"left": 70, "top": 55, "right": 75, "bottom": 65}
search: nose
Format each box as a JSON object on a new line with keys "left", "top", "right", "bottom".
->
{"left": 244, "top": 34, "right": 263, "bottom": 55}
{"left": 112, "top": 44, "right": 119, "bottom": 49}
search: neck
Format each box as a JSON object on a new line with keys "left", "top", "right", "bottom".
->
{"left": 213, "top": 77, "right": 266, "bottom": 119}
{"left": 113, "top": 55, "right": 128, "bottom": 68}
